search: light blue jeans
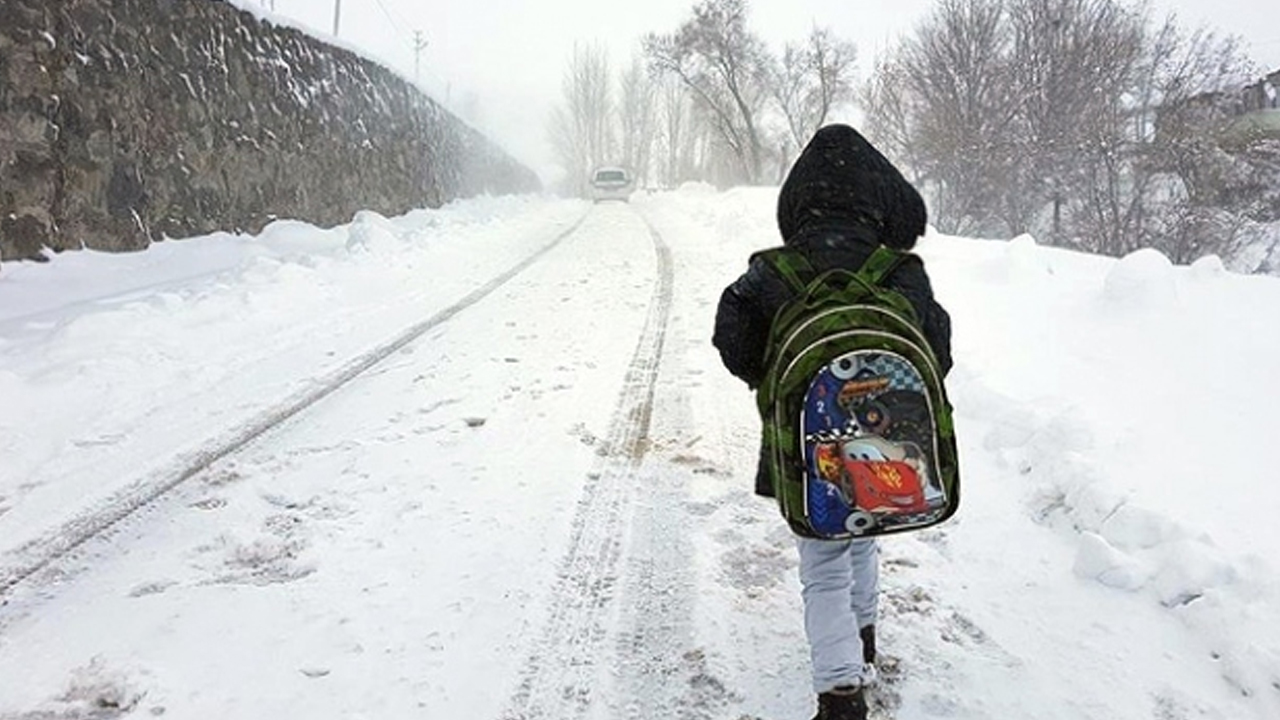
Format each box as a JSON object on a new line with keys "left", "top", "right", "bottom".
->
{"left": 796, "top": 536, "right": 879, "bottom": 692}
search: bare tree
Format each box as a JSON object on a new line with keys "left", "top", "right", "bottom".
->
{"left": 657, "top": 77, "right": 685, "bottom": 187}
{"left": 1107, "top": 18, "right": 1253, "bottom": 261}
{"left": 1003, "top": 0, "right": 1145, "bottom": 241}
{"left": 772, "top": 27, "right": 857, "bottom": 159}
{"left": 644, "top": 0, "right": 772, "bottom": 185}
{"left": 619, "top": 55, "right": 659, "bottom": 187}
{"left": 858, "top": 56, "right": 909, "bottom": 164}
{"left": 650, "top": 77, "right": 690, "bottom": 187}
{"left": 655, "top": 75, "right": 708, "bottom": 186}
{"left": 867, "top": 0, "right": 1254, "bottom": 262}
{"left": 547, "top": 43, "right": 615, "bottom": 197}
{"left": 894, "top": 0, "right": 1017, "bottom": 234}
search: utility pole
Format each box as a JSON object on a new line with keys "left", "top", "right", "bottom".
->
{"left": 413, "top": 31, "right": 429, "bottom": 83}
{"left": 1049, "top": 14, "right": 1062, "bottom": 242}
{"left": 332, "top": 0, "right": 341, "bottom": 37}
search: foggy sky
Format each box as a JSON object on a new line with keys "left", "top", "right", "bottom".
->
{"left": 233, "top": 0, "right": 1280, "bottom": 184}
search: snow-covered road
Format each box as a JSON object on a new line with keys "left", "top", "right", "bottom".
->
{"left": 1, "top": 190, "right": 1277, "bottom": 719}
{"left": 1, "top": 201, "right": 666, "bottom": 716}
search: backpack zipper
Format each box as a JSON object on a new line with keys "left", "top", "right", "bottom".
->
{"left": 773, "top": 305, "right": 943, "bottom": 384}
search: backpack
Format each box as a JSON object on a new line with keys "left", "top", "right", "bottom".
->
{"left": 754, "top": 245, "right": 960, "bottom": 539}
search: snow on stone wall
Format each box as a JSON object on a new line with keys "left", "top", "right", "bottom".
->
{"left": 0, "top": 0, "right": 540, "bottom": 262}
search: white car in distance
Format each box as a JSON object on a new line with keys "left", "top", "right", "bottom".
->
{"left": 589, "top": 166, "right": 633, "bottom": 202}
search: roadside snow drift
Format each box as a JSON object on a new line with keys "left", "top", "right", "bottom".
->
{"left": 0, "top": 188, "right": 1277, "bottom": 719}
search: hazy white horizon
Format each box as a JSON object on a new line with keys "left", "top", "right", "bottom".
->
{"left": 232, "top": 0, "right": 1280, "bottom": 186}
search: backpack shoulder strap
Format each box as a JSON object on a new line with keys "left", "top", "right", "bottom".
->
{"left": 751, "top": 247, "right": 816, "bottom": 294}
{"left": 856, "top": 246, "right": 907, "bottom": 287}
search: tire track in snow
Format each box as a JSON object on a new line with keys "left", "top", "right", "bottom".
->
{"left": 501, "top": 214, "right": 673, "bottom": 720}
{"left": 611, "top": 443, "right": 713, "bottom": 719}
{"left": 609, "top": 240, "right": 728, "bottom": 719}
{"left": 0, "top": 213, "right": 591, "bottom": 599}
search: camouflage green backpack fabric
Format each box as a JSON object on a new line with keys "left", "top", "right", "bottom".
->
{"left": 755, "top": 245, "right": 960, "bottom": 539}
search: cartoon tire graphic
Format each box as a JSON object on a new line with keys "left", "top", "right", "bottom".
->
{"left": 845, "top": 510, "right": 877, "bottom": 535}
{"left": 830, "top": 354, "right": 860, "bottom": 379}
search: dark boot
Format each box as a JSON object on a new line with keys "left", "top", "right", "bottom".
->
{"left": 860, "top": 624, "right": 876, "bottom": 665}
{"left": 811, "top": 685, "right": 868, "bottom": 720}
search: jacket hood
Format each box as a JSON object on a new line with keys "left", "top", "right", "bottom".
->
{"left": 776, "top": 124, "right": 926, "bottom": 250}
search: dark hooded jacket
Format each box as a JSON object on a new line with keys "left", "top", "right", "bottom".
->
{"left": 712, "top": 124, "right": 953, "bottom": 498}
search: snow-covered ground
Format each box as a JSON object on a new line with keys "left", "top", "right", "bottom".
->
{"left": 0, "top": 188, "right": 1277, "bottom": 719}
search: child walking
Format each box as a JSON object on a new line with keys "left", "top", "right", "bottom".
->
{"left": 712, "top": 124, "right": 953, "bottom": 720}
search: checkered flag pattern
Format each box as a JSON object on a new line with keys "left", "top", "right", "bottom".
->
{"left": 858, "top": 352, "right": 925, "bottom": 393}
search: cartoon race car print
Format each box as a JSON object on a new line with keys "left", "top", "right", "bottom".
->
{"left": 814, "top": 437, "right": 930, "bottom": 520}
{"left": 839, "top": 438, "right": 929, "bottom": 514}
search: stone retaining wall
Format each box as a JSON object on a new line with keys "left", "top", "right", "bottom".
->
{"left": 0, "top": 0, "right": 539, "bottom": 262}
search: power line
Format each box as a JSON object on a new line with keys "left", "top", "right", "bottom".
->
{"left": 283, "top": 0, "right": 456, "bottom": 103}
{"left": 413, "top": 30, "right": 429, "bottom": 83}
{"left": 369, "top": 1, "right": 444, "bottom": 92}
{"left": 371, "top": 0, "right": 414, "bottom": 44}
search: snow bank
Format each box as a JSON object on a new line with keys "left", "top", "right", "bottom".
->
{"left": 1103, "top": 247, "right": 1178, "bottom": 307}
{"left": 927, "top": 231, "right": 1280, "bottom": 710}
{"left": 0, "top": 195, "right": 585, "bottom": 565}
